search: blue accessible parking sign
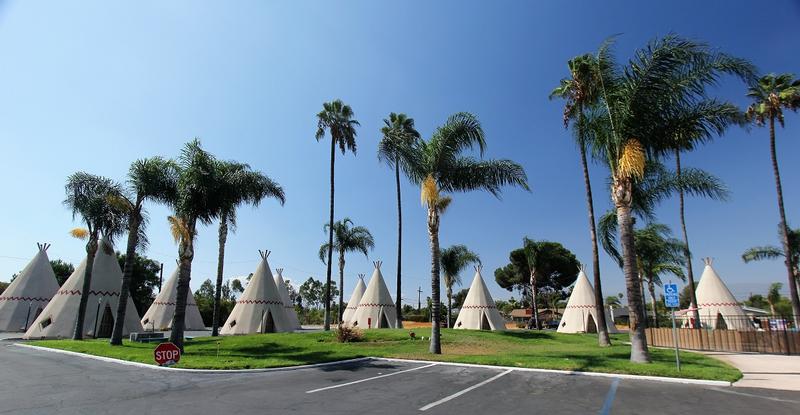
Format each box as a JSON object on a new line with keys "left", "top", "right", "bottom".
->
{"left": 664, "top": 283, "right": 679, "bottom": 308}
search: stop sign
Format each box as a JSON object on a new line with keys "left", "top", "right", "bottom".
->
{"left": 154, "top": 342, "right": 181, "bottom": 366}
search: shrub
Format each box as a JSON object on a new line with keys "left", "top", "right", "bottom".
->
{"left": 335, "top": 325, "right": 363, "bottom": 343}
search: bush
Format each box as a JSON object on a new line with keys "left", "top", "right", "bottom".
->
{"left": 402, "top": 314, "right": 428, "bottom": 322}
{"left": 334, "top": 325, "right": 363, "bottom": 343}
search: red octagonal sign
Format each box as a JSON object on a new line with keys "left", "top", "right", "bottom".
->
{"left": 154, "top": 342, "right": 181, "bottom": 366}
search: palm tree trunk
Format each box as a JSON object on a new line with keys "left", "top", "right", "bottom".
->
{"left": 613, "top": 178, "right": 650, "bottom": 363}
{"left": 211, "top": 215, "right": 228, "bottom": 337}
{"left": 639, "top": 274, "right": 648, "bottom": 328}
{"left": 111, "top": 205, "right": 142, "bottom": 345}
{"left": 170, "top": 218, "right": 196, "bottom": 352}
{"left": 648, "top": 279, "right": 658, "bottom": 328}
{"left": 769, "top": 117, "right": 800, "bottom": 320}
{"left": 338, "top": 250, "right": 345, "bottom": 324}
{"left": 73, "top": 233, "right": 99, "bottom": 340}
{"left": 446, "top": 286, "right": 452, "bottom": 329}
{"left": 395, "top": 161, "right": 403, "bottom": 328}
{"left": 675, "top": 150, "right": 701, "bottom": 329}
{"left": 324, "top": 137, "right": 336, "bottom": 331}
{"left": 428, "top": 207, "right": 442, "bottom": 354}
{"left": 528, "top": 272, "right": 540, "bottom": 330}
{"left": 578, "top": 118, "right": 610, "bottom": 345}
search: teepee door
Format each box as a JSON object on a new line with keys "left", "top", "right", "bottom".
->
{"left": 481, "top": 313, "right": 490, "bottom": 330}
{"left": 97, "top": 305, "right": 114, "bottom": 338}
{"left": 380, "top": 312, "right": 390, "bottom": 328}
{"left": 715, "top": 313, "right": 728, "bottom": 330}
{"left": 262, "top": 311, "right": 275, "bottom": 333}
{"left": 586, "top": 314, "right": 597, "bottom": 333}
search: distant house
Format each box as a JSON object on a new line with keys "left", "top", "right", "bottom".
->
{"left": 510, "top": 308, "right": 562, "bottom": 324}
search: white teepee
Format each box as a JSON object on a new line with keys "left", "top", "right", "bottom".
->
{"left": 557, "top": 267, "right": 619, "bottom": 334}
{"left": 220, "top": 250, "right": 292, "bottom": 334}
{"left": 140, "top": 266, "right": 206, "bottom": 331}
{"left": 454, "top": 266, "right": 506, "bottom": 331}
{"left": 351, "top": 261, "right": 397, "bottom": 329}
{"left": 694, "top": 258, "right": 752, "bottom": 331}
{"left": 24, "top": 238, "right": 144, "bottom": 339}
{"left": 342, "top": 274, "right": 366, "bottom": 324}
{"left": 274, "top": 268, "right": 301, "bottom": 330}
{"left": 0, "top": 243, "right": 60, "bottom": 332}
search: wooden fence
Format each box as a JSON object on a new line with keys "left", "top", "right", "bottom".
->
{"left": 646, "top": 328, "right": 800, "bottom": 355}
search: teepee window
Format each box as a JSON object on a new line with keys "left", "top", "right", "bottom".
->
{"left": 229, "top": 320, "right": 237, "bottom": 327}
{"left": 142, "top": 318, "right": 150, "bottom": 325}
{"left": 40, "top": 317, "right": 52, "bottom": 329}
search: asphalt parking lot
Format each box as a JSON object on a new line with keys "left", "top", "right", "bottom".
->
{"left": 1, "top": 342, "right": 799, "bottom": 414}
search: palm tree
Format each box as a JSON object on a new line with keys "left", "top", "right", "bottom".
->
{"left": 211, "top": 161, "right": 285, "bottom": 337}
{"left": 746, "top": 73, "right": 800, "bottom": 320}
{"left": 316, "top": 99, "right": 360, "bottom": 331}
{"left": 666, "top": 101, "right": 745, "bottom": 329}
{"left": 440, "top": 245, "right": 480, "bottom": 328}
{"left": 633, "top": 224, "right": 686, "bottom": 328}
{"left": 318, "top": 218, "right": 374, "bottom": 323}
{"left": 169, "top": 140, "right": 225, "bottom": 351}
{"left": 593, "top": 35, "right": 753, "bottom": 362}
{"left": 398, "top": 112, "right": 529, "bottom": 354}
{"left": 378, "top": 112, "right": 421, "bottom": 327}
{"left": 64, "top": 172, "right": 128, "bottom": 340}
{"left": 766, "top": 283, "right": 783, "bottom": 316}
{"left": 550, "top": 53, "right": 610, "bottom": 345}
{"left": 110, "top": 157, "right": 178, "bottom": 346}
{"left": 742, "top": 227, "right": 800, "bottom": 302}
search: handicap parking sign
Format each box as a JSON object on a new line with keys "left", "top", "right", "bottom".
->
{"left": 664, "top": 283, "right": 679, "bottom": 308}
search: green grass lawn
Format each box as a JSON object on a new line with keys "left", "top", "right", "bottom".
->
{"left": 30, "top": 329, "right": 741, "bottom": 382}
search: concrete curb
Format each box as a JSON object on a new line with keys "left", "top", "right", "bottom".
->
{"left": 13, "top": 343, "right": 732, "bottom": 386}
{"left": 12, "top": 343, "right": 371, "bottom": 374}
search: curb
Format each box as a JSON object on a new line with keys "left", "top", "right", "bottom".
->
{"left": 13, "top": 343, "right": 732, "bottom": 386}
{"left": 12, "top": 343, "right": 371, "bottom": 374}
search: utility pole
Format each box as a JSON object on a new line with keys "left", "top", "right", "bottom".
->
{"left": 417, "top": 286, "right": 422, "bottom": 312}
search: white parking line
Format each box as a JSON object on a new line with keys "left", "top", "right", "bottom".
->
{"left": 418, "top": 369, "right": 513, "bottom": 411}
{"left": 306, "top": 363, "right": 438, "bottom": 394}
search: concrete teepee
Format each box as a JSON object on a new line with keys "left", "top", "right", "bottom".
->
{"left": 695, "top": 258, "right": 751, "bottom": 331}
{"left": 24, "top": 238, "right": 144, "bottom": 339}
{"left": 342, "top": 274, "right": 366, "bottom": 325}
{"left": 557, "top": 266, "right": 619, "bottom": 334}
{"left": 0, "top": 243, "right": 60, "bottom": 332}
{"left": 274, "top": 268, "right": 301, "bottom": 330}
{"left": 140, "top": 265, "right": 206, "bottom": 331}
{"left": 351, "top": 261, "right": 397, "bottom": 329}
{"left": 220, "top": 250, "right": 292, "bottom": 334}
{"left": 454, "top": 266, "right": 506, "bottom": 331}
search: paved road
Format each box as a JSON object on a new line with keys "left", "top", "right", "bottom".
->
{"left": 1, "top": 343, "right": 799, "bottom": 414}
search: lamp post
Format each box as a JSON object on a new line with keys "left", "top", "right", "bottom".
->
{"left": 93, "top": 297, "right": 103, "bottom": 338}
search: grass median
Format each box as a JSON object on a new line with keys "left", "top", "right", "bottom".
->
{"left": 29, "top": 328, "right": 741, "bottom": 382}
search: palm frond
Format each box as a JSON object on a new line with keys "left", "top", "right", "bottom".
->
{"left": 597, "top": 210, "right": 622, "bottom": 266}
{"left": 167, "top": 216, "right": 190, "bottom": 244}
{"left": 742, "top": 246, "right": 783, "bottom": 263}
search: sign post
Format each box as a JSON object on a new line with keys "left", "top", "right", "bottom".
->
{"left": 664, "top": 283, "right": 681, "bottom": 372}
{"left": 154, "top": 342, "right": 181, "bottom": 367}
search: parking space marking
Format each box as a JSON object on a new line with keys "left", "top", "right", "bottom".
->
{"left": 418, "top": 369, "right": 512, "bottom": 411}
{"left": 306, "top": 363, "right": 438, "bottom": 394}
{"left": 598, "top": 378, "right": 620, "bottom": 415}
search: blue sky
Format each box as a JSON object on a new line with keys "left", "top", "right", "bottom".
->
{"left": 1, "top": 1, "right": 798, "bottom": 306}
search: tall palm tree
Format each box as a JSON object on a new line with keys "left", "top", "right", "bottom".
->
{"left": 665, "top": 101, "right": 745, "bottom": 329}
{"left": 742, "top": 227, "right": 800, "bottom": 302}
{"left": 64, "top": 172, "right": 128, "bottom": 340}
{"left": 766, "top": 283, "right": 783, "bottom": 316}
{"left": 211, "top": 161, "right": 285, "bottom": 337}
{"left": 378, "top": 112, "right": 421, "bottom": 327}
{"left": 746, "top": 73, "right": 800, "bottom": 320}
{"left": 440, "top": 245, "right": 480, "bottom": 328}
{"left": 316, "top": 99, "right": 360, "bottom": 331}
{"left": 633, "top": 224, "right": 686, "bottom": 328}
{"left": 398, "top": 112, "right": 529, "bottom": 354}
{"left": 594, "top": 35, "right": 752, "bottom": 362}
{"left": 550, "top": 54, "right": 610, "bottom": 345}
{"left": 318, "top": 218, "right": 375, "bottom": 323}
{"left": 110, "top": 157, "right": 178, "bottom": 346}
{"left": 169, "top": 140, "right": 225, "bottom": 351}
